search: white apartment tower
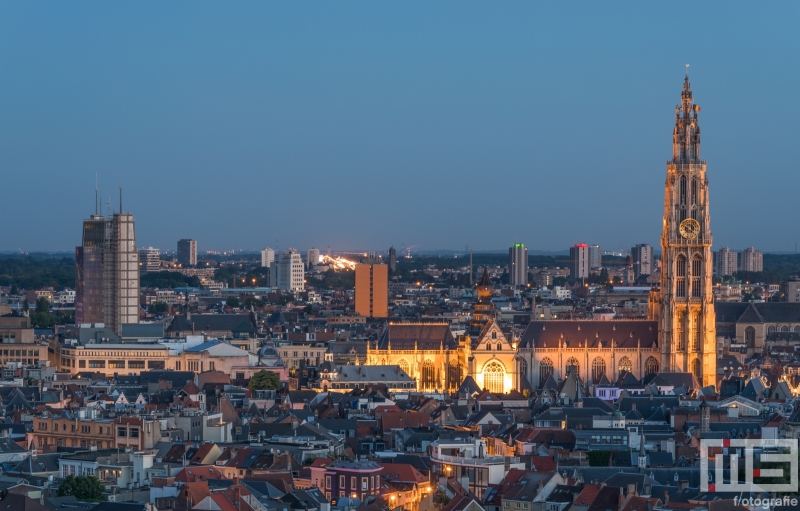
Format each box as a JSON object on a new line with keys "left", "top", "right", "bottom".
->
{"left": 307, "top": 248, "right": 321, "bottom": 268}
{"left": 740, "top": 247, "right": 763, "bottom": 272}
{"left": 588, "top": 245, "right": 602, "bottom": 269}
{"left": 271, "top": 248, "right": 305, "bottom": 293}
{"left": 139, "top": 247, "right": 161, "bottom": 275}
{"left": 715, "top": 247, "right": 738, "bottom": 277}
{"left": 508, "top": 243, "right": 528, "bottom": 286}
{"left": 260, "top": 248, "right": 276, "bottom": 267}
{"left": 631, "top": 244, "right": 654, "bottom": 278}
{"left": 569, "top": 244, "right": 590, "bottom": 280}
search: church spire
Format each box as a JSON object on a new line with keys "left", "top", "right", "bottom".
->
{"left": 672, "top": 67, "right": 701, "bottom": 164}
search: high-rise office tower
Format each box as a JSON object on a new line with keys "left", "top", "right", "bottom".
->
{"left": 631, "top": 244, "right": 654, "bottom": 278}
{"left": 657, "top": 73, "right": 715, "bottom": 387}
{"left": 104, "top": 212, "right": 140, "bottom": 333}
{"left": 740, "top": 247, "right": 763, "bottom": 272}
{"left": 588, "top": 245, "right": 602, "bottom": 269}
{"left": 177, "top": 239, "right": 197, "bottom": 267}
{"left": 75, "top": 193, "right": 140, "bottom": 334}
{"left": 271, "top": 248, "right": 305, "bottom": 292}
{"left": 715, "top": 247, "right": 738, "bottom": 277}
{"left": 569, "top": 244, "right": 590, "bottom": 280}
{"left": 260, "top": 248, "right": 275, "bottom": 267}
{"left": 139, "top": 247, "right": 161, "bottom": 275}
{"left": 307, "top": 248, "right": 320, "bottom": 268}
{"left": 75, "top": 214, "right": 107, "bottom": 325}
{"left": 355, "top": 263, "right": 388, "bottom": 318}
{"left": 508, "top": 243, "right": 528, "bottom": 286}
{"left": 388, "top": 246, "right": 397, "bottom": 273}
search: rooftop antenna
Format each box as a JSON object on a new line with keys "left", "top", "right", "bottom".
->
{"left": 95, "top": 174, "right": 99, "bottom": 216}
{"left": 119, "top": 186, "right": 123, "bottom": 214}
{"left": 107, "top": 196, "right": 111, "bottom": 216}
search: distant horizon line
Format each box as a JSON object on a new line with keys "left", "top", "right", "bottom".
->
{"left": 0, "top": 247, "right": 795, "bottom": 256}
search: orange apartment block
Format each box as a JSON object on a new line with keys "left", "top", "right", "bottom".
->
{"left": 354, "top": 263, "right": 388, "bottom": 318}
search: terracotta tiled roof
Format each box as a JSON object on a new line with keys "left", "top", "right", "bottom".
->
{"left": 381, "top": 411, "right": 430, "bottom": 432}
{"left": 175, "top": 466, "right": 226, "bottom": 482}
{"left": 573, "top": 484, "right": 601, "bottom": 507}
{"left": 530, "top": 456, "right": 556, "bottom": 472}
{"left": 379, "top": 463, "right": 427, "bottom": 484}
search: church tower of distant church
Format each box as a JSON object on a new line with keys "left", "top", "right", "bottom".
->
{"left": 658, "top": 70, "right": 716, "bottom": 387}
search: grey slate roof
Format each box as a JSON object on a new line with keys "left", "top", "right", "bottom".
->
{"left": 520, "top": 320, "right": 658, "bottom": 349}
{"left": 377, "top": 323, "right": 457, "bottom": 350}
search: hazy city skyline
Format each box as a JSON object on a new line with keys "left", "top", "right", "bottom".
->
{"left": 2, "top": 3, "right": 799, "bottom": 252}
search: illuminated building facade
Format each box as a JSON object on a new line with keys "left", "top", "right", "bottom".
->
{"left": 367, "top": 269, "right": 519, "bottom": 394}
{"left": 654, "top": 73, "right": 717, "bottom": 387}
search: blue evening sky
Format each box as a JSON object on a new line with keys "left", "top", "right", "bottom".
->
{"left": 1, "top": 3, "right": 798, "bottom": 254}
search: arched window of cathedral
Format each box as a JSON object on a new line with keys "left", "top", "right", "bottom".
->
{"left": 618, "top": 356, "right": 633, "bottom": 375}
{"left": 676, "top": 256, "right": 687, "bottom": 297}
{"left": 768, "top": 326, "right": 776, "bottom": 334}
{"left": 421, "top": 360, "right": 436, "bottom": 390}
{"left": 492, "top": 331, "right": 497, "bottom": 339}
{"left": 447, "top": 362, "right": 462, "bottom": 391}
{"left": 483, "top": 361, "right": 505, "bottom": 394}
{"left": 486, "top": 342, "right": 491, "bottom": 350}
{"left": 691, "top": 178, "right": 698, "bottom": 205}
{"left": 566, "top": 357, "right": 579, "bottom": 378}
{"left": 782, "top": 326, "right": 790, "bottom": 332}
{"left": 381, "top": 358, "right": 386, "bottom": 365}
{"left": 591, "top": 357, "right": 606, "bottom": 382}
{"left": 680, "top": 175, "right": 687, "bottom": 205}
{"left": 692, "top": 358, "right": 702, "bottom": 381}
{"left": 539, "top": 358, "right": 553, "bottom": 387}
{"left": 691, "top": 311, "right": 701, "bottom": 351}
{"left": 675, "top": 310, "right": 685, "bottom": 351}
{"left": 794, "top": 326, "right": 800, "bottom": 333}
{"left": 691, "top": 256, "right": 702, "bottom": 297}
{"left": 397, "top": 359, "right": 410, "bottom": 376}
{"left": 644, "top": 357, "right": 659, "bottom": 376}
{"left": 496, "top": 341, "right": 502, "bottom": 351}
{"left": 519, "top": 359, "right": 528, "bottom": 377}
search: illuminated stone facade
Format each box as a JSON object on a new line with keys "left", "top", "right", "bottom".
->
{"left": 367, "top": 269, "right": 519, "bottom": 394}
{"left": 653, "top": 73, "right": 717, "bottom": 387}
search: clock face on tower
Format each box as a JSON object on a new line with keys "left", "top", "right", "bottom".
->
{"left": 679, "top": 218, "right": 700, "bottom": 239}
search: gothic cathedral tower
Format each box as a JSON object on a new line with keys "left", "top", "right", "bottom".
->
{"left": 659, "top": 72, "right": 716, "bottom": 388}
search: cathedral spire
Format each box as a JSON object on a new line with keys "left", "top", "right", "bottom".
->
{"left": 673, "top": 68, "right": 701, "bottom": 164}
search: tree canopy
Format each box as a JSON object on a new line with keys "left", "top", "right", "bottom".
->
{"left": 57, "top": 475, "right": 105, "bottom": 501}
{"left": 248, "top": 370, "right": 282, "bottom": 391}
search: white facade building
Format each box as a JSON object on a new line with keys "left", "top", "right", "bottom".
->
{"left": 508, "top": 244, "right": 528, "bottom": 287}
{"left": 307, "top": 248, "right": 320, "bottom": 267}
{"left": 715, "top": 247, "right": 738, "bottom": 277}
{"left": 740, "top": 247, "right": 763, "bottom": 272}
{"left": 271, "top": 248, "right": 305, "bottom": 292}
{"left": 631, "top": 244, "right": 653, "bottom": 277}
{"left": 138, "top": 247, "right": 161, "bottom": 275}
{"left": 260, "top": 248, "right": 275, "bottom": 268}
